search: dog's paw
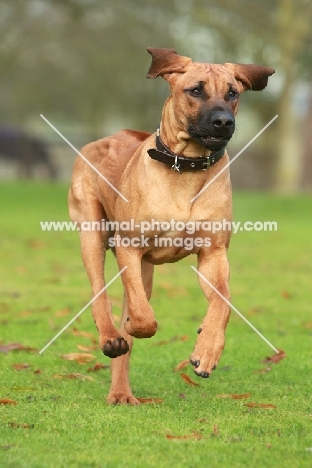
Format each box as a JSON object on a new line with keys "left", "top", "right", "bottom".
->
{"left": 190, "top": 332, "right": 224, "bottom": 378}
{"left": 102, "top": 337, "right": 129, "bottom": 358}
{"left": 107, "top": 391, "right": 141, "bottom": 405}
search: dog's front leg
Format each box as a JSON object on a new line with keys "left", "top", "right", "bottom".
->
{"left": 115, "top": 246, "right": 157, "bottom": 338}
{"left": 190, "top": 247, "right": 231, "bottom": 377}
{"left": 79, "top": 230, "right": 129, "bottom": 358}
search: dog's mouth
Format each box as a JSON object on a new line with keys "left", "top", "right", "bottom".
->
{"left": 200, "top": 135, "right": 229, "bottom": 144}
{"left": 189, "top": 131, "right": 231, "bottom": 151}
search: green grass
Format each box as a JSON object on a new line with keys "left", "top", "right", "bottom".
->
{"left": 0, "top": 182, "right": 311, "bottom": 468}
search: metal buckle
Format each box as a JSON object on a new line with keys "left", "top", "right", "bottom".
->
{"left": 202, "top": 157, "right": 210, "bottom": 171}
{"left": 171, "top": 155, "right": 181, "bottom": 173}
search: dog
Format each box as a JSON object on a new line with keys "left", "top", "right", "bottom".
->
{"left": 68, "top": 48, "right": 274, "bottom": 404}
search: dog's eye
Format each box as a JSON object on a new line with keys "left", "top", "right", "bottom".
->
{"left": 190, "top": 88, "right": 201, "bottom": 97}
{"left": 229, "top": 89, "right": 238, "bottom": 99}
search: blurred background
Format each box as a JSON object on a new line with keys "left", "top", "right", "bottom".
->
{"left": 0, "top": 0, "right": 311, "bottom": 192}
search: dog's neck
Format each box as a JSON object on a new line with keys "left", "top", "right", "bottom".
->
{"left": 159, "top": 98, "right": 212, "bottom": 157}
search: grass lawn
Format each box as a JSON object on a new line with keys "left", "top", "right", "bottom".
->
{"left": 0, "top": 182, "right": 311, "bottom": 468}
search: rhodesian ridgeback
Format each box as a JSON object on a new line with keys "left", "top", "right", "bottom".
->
{"left": 68, "top": 48, "right": 274, "bottom": 404}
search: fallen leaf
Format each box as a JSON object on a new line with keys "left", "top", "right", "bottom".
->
{"left": 72, "top": 328, "right": 97, "bottom": 340}
{"left": 0, "top": 399, "right": 17, "bottom": 405}
{"left": 262, "top": 350, "right": 286, "bottom": 364}
{"left": 155, "top": 336, "right": 189, "bottom": 346}
{"left": 178, "top": 393, "right": 186, "bottom": 399}
{"left": 166, "top": 433, "right": 202, "bottom": 440}
{"left": 0, "top": 444, "right": 18, "bottom": 450}
{"left": 137, "top": 398, "right": 163, "bottom": 404}
{"left": 34, "top": 369, "right": 42, "bottom": 374}
{"left": 61, "top": 353, "right": 95, "bottom": 364}
{"left": 180, "top": 373, "right": 200, "bottom": 387}
{"left": 198, "top": 418, "right": 208, "bottom": 423}
{"left": 212, "top": 424, "right": 219, "bottom": 437}
{"left": 175, "top": 359, "right": 190, "bottom": 372}
{"left": 77, "top": 344, "right": 98, "bottom": 352}
{"left": 87, "top": 363, "right": 110, "bottom": 372}
{"left": 254, "top": 367, "right": 272, "bottom": 374}
{"left": 0, "top": 343, "right": 37, "bottom": 354}
{"left": 27, "top": 239, "right": 45, "bottom": 249}
{"left": 217, "top": 393, "right": 252, "bottom": 400}
{"left": 281, "top": 290, "right": 292, "bottom": 299}
{"left": 244, "top": 403, "right": 276, "bottom": 409}
{"left": 248, "top": 307, "right": 264, "bottom": 315}
{"left": 36, "top": 306, "right": 51, "bottom": 312}
{"left": 19, "top": 310, "right": 32, "bottom": 317}
{"left": 303, "top": 322, "right": 312, "bottom": 329}
{"left": 53, "top": 373, "right": 95, "bottom": 381}
{"left": 12, "top": 363, "right": 29, "bottom": 371}
{"left": 8, "top": 422, "right": 34, "bottom": 429}
{"left": 55, "top": 308, "right": 71, "bottom": 317}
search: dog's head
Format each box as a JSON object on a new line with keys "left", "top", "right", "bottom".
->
{"left": 147, "top": 48, "right": 275, "bottom": 152}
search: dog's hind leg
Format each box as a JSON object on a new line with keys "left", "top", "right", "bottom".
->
{"left": 107, "top": 260, "right": 154, "bottom": 404}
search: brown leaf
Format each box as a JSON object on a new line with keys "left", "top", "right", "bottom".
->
{"left": 166, "top": 433, "right": 202, "bottom": 440}
{"left": 175, "top": 359, "right": 190, "bottom": 372}
{"left": 213, "top": 424, "right": 219, "bottom": 436}
{"left": 281, "top": 290, "right": 292, "bottom": 299}
{"left": 8, "top": 422, "right": 34, "bottom": 429}
{"left": 244, "top": 402, "right": 276, "bottom": 409}
{"left": 0, "top": 343, "right": 37, "bottom": 354}
{"left": 155, "top": 336, "right": 189, "bottom": 346}
{"left": 27, "top": 239, "right": 45, "bottom": 249}
{"left": 34, "top": 369, "right": 42, "bottom": 374}
{"left": 254, "top": 367, "right": 272, "bottom": 374}
{"left": 61, "top": 353, "right": 95, "bottom": 364}
{"left": 137, "top": 398, "right": 163, "bottom": 404}
{"left": 53, "top": 373, "right": 95, "bottom": 381}
{"left": 217, "top": 392, "right": 252, "bottom": 399}
{"left": 303, "top": 322, "right": 312, "bottom": 329}
{"left": 262, "top": 350, "right": 286, "bottom": 364}
{"left": 87, "top": 363, "right": 110, "bottom": 372}
{"left": 71, "top": 328, "right": 97, "bottom": 340}
{"left": 0, "top": 399, "right": 17, "bottom": 405}
{"left": 180, "top": 373, "right": 200, "bottom": 387}
{"left": 55, "top": 308, "right": 71, "bottom": 317}
{"left": 77, "top": 344, "right": 98, "bottom": 352}
{"left": 12, "top": 363, "right": 29, "bottom": 371}
{"left": 198, "top": 418, "right": 208, "bottom": 423}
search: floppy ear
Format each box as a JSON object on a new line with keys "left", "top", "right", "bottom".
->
{"left": 146, "top": 47, "right": 192, "bottom": 80}
{"left": 224, "top": 63, "right": 275, "bottom": 91}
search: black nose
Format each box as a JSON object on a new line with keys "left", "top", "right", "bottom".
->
{"left": 211, "top": 111, "right": 234, "bottom": 132}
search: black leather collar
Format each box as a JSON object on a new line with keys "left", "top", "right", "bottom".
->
{"left": 147, "top": 128, "right": 226, "bottom": 173}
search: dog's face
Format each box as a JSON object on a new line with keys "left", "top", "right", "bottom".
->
{"left": 147, "top": 48, "right": 275, "bottom": 152}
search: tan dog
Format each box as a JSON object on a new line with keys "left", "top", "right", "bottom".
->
{"left": 68, "top": 48, "right": 274, "bottom": 404}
